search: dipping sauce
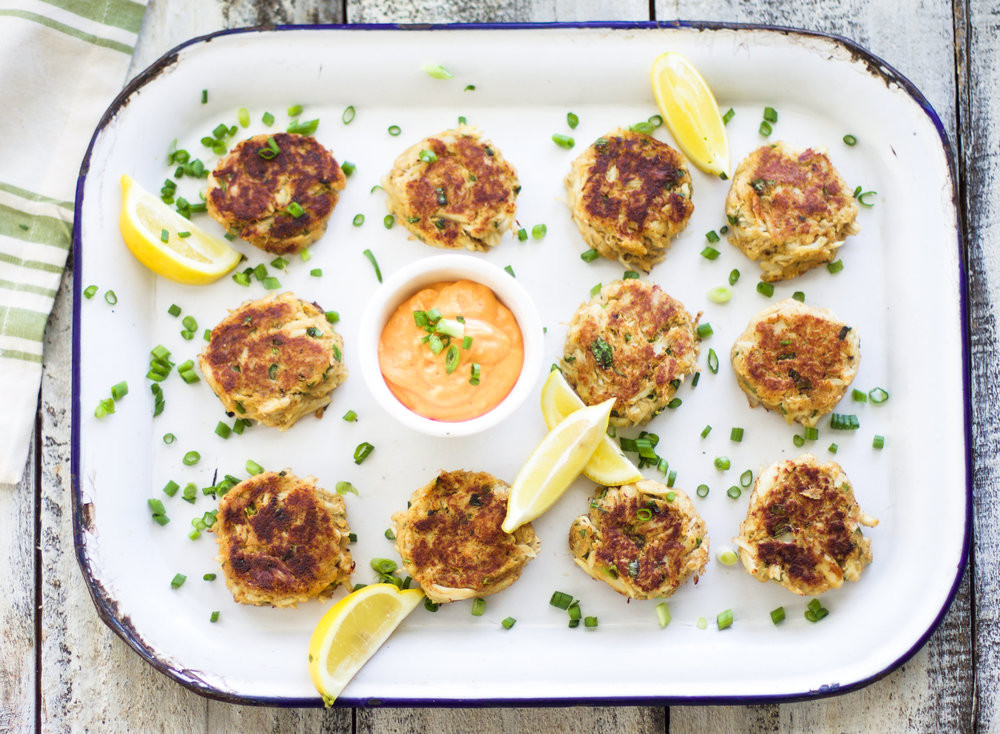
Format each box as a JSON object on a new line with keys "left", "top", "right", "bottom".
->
{"left": 378, "top": 280, "right": 524, "bottom": 422}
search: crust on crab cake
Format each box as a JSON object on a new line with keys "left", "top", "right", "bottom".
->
{"left": 392, "top": 470, "right": 539, "bottom": 603}
{"left": 382, "top": 125, "right": 519, "bottom": 251}
{"left": 198, "top": 292, "right": 347, "bottom": 430}
{"left": 206, "top": 132, "right": 346, "bottom": 255}
{"left": 569, "top": 480, "right": 708, "bottom": 600}
{"left": 560, "top": 279, "right": 700, "bottom": 427}
{"left": 730, "top": 298, "right": 859, "bottom": 428}
{"left": 734, "top": 454, "right": 878, "bottom": 596}
{"left": 725, "top": 141, "right": 859, "bottom": 281}
{"left": 564, "top": 128, "right": 694, "bottom": 272}
{"left": 212, "top": 471, "right": 354, "bottom": 607}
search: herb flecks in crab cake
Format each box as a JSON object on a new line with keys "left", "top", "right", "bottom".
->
{"left": 392, "top": 470, "right": 539, "bottom": 603}
{"left": 199, "top": 292, "right": 347, "bottom": 430}
{"left": 561, "top": 279, "right": 700, "bottom": 427}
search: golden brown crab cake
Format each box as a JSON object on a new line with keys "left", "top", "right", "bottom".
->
{"left": 734, "top": 454, "right": 878, "bottom": 596}
{"left": 382, "top": 125, "right": 519, "bottom": 251}
{"left": 392, "top": 470, "right": 539, "bottom": 604}
{"left": 198, "top": 292, "right": 347, "bottom": 430}
{"left": 206, "top": 132, "right": 346, "bottom": 255}
{"left": 564, "top": 128, "right": 694, "bottom": 272}
{"left": 731, "top": 299, "right": 859, "bottom": 428}
{"left": 569, "top": 480, "right": 708, "bottom": 600}
{"left": 725, "top": 141, "right": 859, "bottom": 281}
{"left": 561, "top": 279, "right": 700, "bottom": 427}
{"left": 212, "top": 471, "right": 354, "bottom": 607}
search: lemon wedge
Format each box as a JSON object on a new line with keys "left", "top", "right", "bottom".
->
{"left": 650, "top": 52, "right": 730, "bottom": 177}
{"left": 540, "top": 370, "right": 642, "bottom": 486}
{"left": 119, "top": 174, "right": 242, "bottom": 284}
{"left": 307, "top": 583, "right": 424, "bottom": 706}
{"left": 502, "top": 397, "right": 614, "bottom": 533}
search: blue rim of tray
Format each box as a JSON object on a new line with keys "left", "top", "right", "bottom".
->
{"left": 71, "top": 20, "right": 972, "bottom": 708}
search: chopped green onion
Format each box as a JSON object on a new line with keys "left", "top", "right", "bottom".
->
{"left": 550, "top": 591, "right": 573, "bottom": 610}
{"left": 869, "top": 387, "right": 889, "bottom": 404}
{"left": 325, "top": 311, "right": 340, "bottom": 324}
{"left": 383, "top": 214, "right": 395, "bottom": 230}
{"left": 353, "top": 441, "right": 374, "bottom": 464}
{"left": 804, "top": 426, "right": 819, "bottom": 441}
{"left": 310, "top": 268, "right": 323, "bottom": 277}
{"left": 342, "top": 105, "right": 356, "bottom": 124}
{"left": 362, "top": 249, "right": 382, "bottom": 282}
{"left": 566, "top": 112, "right": 580, "bottom": 129}
{"left": 469, "top": 363, "right": 481, "bottom": 386}
{"left": 258, "top": 136, "right": 280, "bottom": 159}
{"left": 581, "top": 249, "right": 599, "bottom": 263}
{"left": 335, "top": 481, "right": 358, "bottom": 496}
{"left": 552, "top": 133, "right": 575, "bottom": 149}
{"left": 696, "top": 484, "right": 709, "bottom": 498}
{"left": 246, "top": 459, "right": 264, "bottom": 475}
{"left": 714, "top": 456, "right": 730, "bottom": 471}
{"left": 637, "top": 508, "right": 653, "bottom": 521}
{"left": 700, "top": 246, "right": 720, "bottom": 260}
{"left": 162, "top": 433, "right": 176, "bottom": 445}
{"left": 623, "top": 270, "right": 640, "bottom": 280}
{"left": 707, "top": 348, "right": 719, "bottom": 374}
{"left": 854, "top": 187, "right": 877, "bottom": 207}
{"left": 421, "top": 63, "right": 453, "bottom": 79}
{"left": 182, "top": 315, "right": 197, "bottom": 332}
{"left": 262, "top": 111, "right": 275, "bottom": 126}
{"left": 843, "top": 134, "right": 857, "bottom": 146}
{"left": 590, "top": 283, "right": 601, "bottom": 297}
{"left": 300, "top": 249, "right": 311, "bottom": 262}
{"left": 792, "top": 290, "right": 805, "bottom": 302}
{"left": 501, "top": 616, "right": 516, "bottom": 629}
{"left": 471, "top": 597, "right": 486, "bottom": 616}
{"left": 717, "top": 609, "right": 734, "bottom": 630}
{"left": 656, "top": 602, "right": 671, "bottom": 627}
{"left": 805, "top": 598, "right": 829, "bottom": 622}
{"left": 388, "top": 125, "right": 401, "bottom": 136}
{"left": 705, "top": 230, "right": 720, "bottom": 243}
{"left": 830, "top": 413, "right": 860, "bottom": 430}
{"left": 162, "top": 480, "right": 180, "bottom": 497}
{"left": 504, "top": 265, "right": 515, "bottom": 277}
{"left": 209, "top": 611, "right": 220, "bottom": 623}
{"left": 462, "top": 336, "right": 473, "bottom": 349}
{"left": 697, "top": 617, "right": 707, "bottom": 630}
{"left": 828, "top": 443, "right": 839, "bottom": 454}
{"left": 727, "top": 486, "right": 741, "bottom": 500}
{"left": 517, "top": 228, "right": 528, "bottom": 242}
{"left": 531, "top": 224, "right": 547, "bottom": 239}
{"left": 852, "top": 388, "right": 868, "bottom": 402}
{"left": 147, "top": 498, "right": 166, "bottom": 516}
{"left": 84, "top": 285, "right": 98, "bottom": 299}
{"left": 793, "top": 434, "right": 805, "bottom": 447}
{"left": 104, "top": 290, "right": 118, "bottom": 305}
{"left": 759, "top": 120, "right": 773, "bottom": 136}
{"left": 700, "top": 425, "right": 712, "bottom": 438}
{"left": 201, "top": 90, "right": 207, "bottom": 104}
{"left": 763, "top": 107, "right": 778, "bottom": 123}
{"left": 352, "top": 213, "right": 365, "bottom": 227}
{"left": 167, "top": 304, "right": 181, "bottom": 317}
{"left": 827, "top": 259, "right": 844, "bottom": 274}
{"left": 418, "top": 149, "right": 438, "bottom": 163}
{"left": 730, "top": 427, "right": 743, "bottom": 442}
{"left": 444, "top": 345, "right": 460, "bottom": 373}
{"left": 696, "top": 323, "right": 714, "bottom": 339}
{"left": 111, "top": 381, "right": 128, "bottom": 401}
{"left": 584, "top": 616, "right": 598, "bottom": 629}
{"left": 384, "top": 528, "right": 396, "bottom": 540}
{"left": 770, "top": 606, "right": 786, "bottom": 624}
{"left": 722, "top": 108, "right": 735, "bottom": 124}
{"left": 873, "top": 434, "right": 885, "bottom": 449}
{"left": 370, "top": 558, "right": 397, "bottom": 575}
{"left": 740, "top": 469, "right": 753, "bottom": 487}
{"left": 287, "top": 118, "right": 319, "bottom": 135}
{"left": 667, "top": 398, "right": 682, "bottom": 409}
{"left": 717, "top": 549, "right": 738, "bottom": 566}
{"left": 182, "top": 451, "right": 200, "bottom": 466}
{"left": 756, "top": 281, "right": 774, "bottom": 297}
{"left": 261, "top": 276, "right": 281, "bottom": 290}
{"left": 170, "top": 574, "right": 186, "bottom": 589}
{"left": 343, "top": 410, "right": 357, "bottom": 422}
{"left": 708, "top": 286, "right": 732, "bottom": 303}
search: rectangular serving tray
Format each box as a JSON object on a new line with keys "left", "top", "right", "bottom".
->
{"left": 73, "top": 23, "right": 969, "bottom": 706}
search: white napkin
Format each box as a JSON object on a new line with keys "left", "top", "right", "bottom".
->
{"left": 0, "top": 0, "right": 147, "bottom": 484}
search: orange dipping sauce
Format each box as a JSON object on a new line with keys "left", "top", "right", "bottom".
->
{"left": 378, "top": 280, "right": 524, "bottom": 422}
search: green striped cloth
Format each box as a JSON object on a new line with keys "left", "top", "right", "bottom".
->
{"left": 0, "top": 0, "right": 147, "bottom": 484}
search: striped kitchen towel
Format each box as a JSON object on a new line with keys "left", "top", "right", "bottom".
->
{"left": 0, "top": 0, "right": 147, "bottom": 484}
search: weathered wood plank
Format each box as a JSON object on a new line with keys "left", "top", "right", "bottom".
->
{"left": 0, "top": 430, "right": 36, "bottom": 733}
{"left": 961, "top": 0, "right": 1000, "bottom": 731}
{"left": 356, "top": 706, "right": 666, "bottom": 734}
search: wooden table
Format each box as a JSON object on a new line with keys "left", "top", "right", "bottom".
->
{"left": 3, "top": 0, "right": 993, "bottom": 730}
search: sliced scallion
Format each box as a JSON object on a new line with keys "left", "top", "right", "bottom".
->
{"left": 501, "top": 616, "right": 516, "bottom": 629}
{"left": 696, "top": 484, "right": 709, "bottom": 498}
{"left": 362, "top": 249, "right": 382, "bottom": 282}
{"left": 471, "top": 597, "right": 486, "bottom": 616}
{"left": 708, "top": 286, "right": 732, "bottom": 303}
{"left": 353, "top": 442, "right": 374, "bottom": 464}
{"left": 552, "top": 133, "right": 575, "bottom": 149}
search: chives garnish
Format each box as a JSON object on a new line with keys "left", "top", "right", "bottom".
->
{"left": 714, "top": 456, "right": 730, "bottom": 470}
{"left": 759, "top": 120, "right": 773, "bottom": 136}
{"left": 656, "top": 602, "right": 671, "bottom": 627}
{"left": 852, "top": 388, "right": 868, "bottom": 402}
{"left": 793, "top": 434, "right": 805, "bottom": 447}
{"left": 696, "top": 323, "right": 713, "bottom": 339}
{"left": 700, "top": 246, "right": 720, "bottom": 260}
{"left": 756, "top": 281, "right": 774, "bottom": 297}
{"left": 504, "top": 265, "right": 516, "bottom": 277}
{"left": 552, "top": 133, "right": 575, "bottom": 149}
{"left": 353, "top": 441, "right": 374, "bottom": 464}
{"left": 182, "top": 451, "right": 200, "bottom": 466}
{"left": 170, "top": 573, "right": 186, "bottom": 589}
{"left": 550, "top": 591, "right": 573, "bottom": 610}
{"left": 326, "top": 311, "right": 340, "bottom": 324}
{"left": 700, "top": 425, "right": 712, "bottom": 438}
{"left": 421, "top": 63, "right": 453, "bottom": 79}
{"left": 471, "top": 597, "right": 486, "bottom": 616}
{"left": 707, "top": 286, "right": 732, "bottom": 303}
{"left": 388, "top": 125, "right": 401, "bottom": 136}
{"left": 869, "top": 387, "right": 889, "bottom": 403}
{"left": 342, "top": 105, "right": 356, "bottom": 124}
{"left": 696, "top": 484, "right": 709, "bottom": 498}
{"left": 262, "top": 111, "right": 274, "bottom": 126}
{"left": 792, "top": 290, "right": 805, "bottom": 302}
{"left": 726, "top": 486, "right": 741, "bottom": 499}
{"left": 830, "top": 413, "right": 860, "bottom": 430}
{"left": 730, "top": 427, "right": 743, "bottom": 442}
{"left": 843, "top": 134, "right": 857, "bottom": 146}
{"left": 827, "top": 259, "right": 844, "bottom": 274}
{"left": 584, "top": 616, "right": 598, "bottom": 629}
{"left": 623, "top": 270, "right": 640, "bottom": 280}
{"left": 705, "top": 230, "right": 720, "bottom": 243}
{"left": 335, "top": 481, "right": 358, "bottom": 495}
{"left": 717, "top": 549, "right": 738, "bottom": 566}
{"left": 362, "top": 249, "right": 382, "bottom": 282}
{"left": 804, "top": 426, "right": 819, "bottom": 440}
{"left": 111, "top": 381, "right": 128, "bottom": 401}
{"left": 531, "top": 224, "right": 547, "bottom": 239}
{"left": 581, "top": 249, "right": 599, "bottom": 263}
{"left": 740, "top": 469, "right": 753, "bottom": 487}
{"left": 722, "top": 108, "right": 735, "bottom": 124}
{"left": 343, "top": 410, "right": 357, "bottom": 422}
{"left": 215, "top": 422, "right": 231, "bottom": 439}
{"left": 707, "top": 348, "right": 719, "bottom": 374}
{"left": 853, "top": 187, "right": 877, "bottom": 207}
{"left": 469, "top": 363, "right": 481, "bottom": 385}
{"left": 567, "top": 112, "right": 579, "bottom": 129}
{"left": 246, "top": 459, "right": 264, "bottom": 475}
{"left": 384, "top": 528, "right": 396, "bottom": 540}
{"left": 501, "top": 616, "right": 516, "bottom": 630}
{"left": 162, "top": 480, "right": 179, "bottom": 497}
{"left": 873, "top": 434, "right": 885, "bottom": 449}
{"left": 104, "top": 290, "right": 118, "bottom": 305}
{"left": 84, "top": 285, "right": 98, "bottom": 299}
{"left": 163, "top": 433, "right": 176, "bottom": 444}
{"left": 310, "top": 268, "right": 323, "bottom": 277}
{"left": 828, "top": 443, "right": 839, "bottom": 453}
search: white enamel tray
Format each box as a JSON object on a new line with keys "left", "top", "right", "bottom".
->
{"left": 73, "top": 23, "right": 969, "bottom": 706}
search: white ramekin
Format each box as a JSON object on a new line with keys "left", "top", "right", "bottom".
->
{"left": 357, "top": 254, "right": 544, "bottom": 437}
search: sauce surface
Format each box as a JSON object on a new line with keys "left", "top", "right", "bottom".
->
{"left": 378, "top": 280, "right": 524, "bottom": 422}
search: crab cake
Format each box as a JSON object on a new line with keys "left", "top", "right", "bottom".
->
{"left": 213, "top": 471, "right": 354, "bottom": 607}
{"left": 569, "top": 480, "right": 708, "bottom": 600}
{"left": 561, "top": 279, "right": 700, "bottom": 427}
{"left": 392, "top": 470, "right": 539, "bottom": 603}
{"left": 206, "top": 132, "right": 346, "bottom": 255}
{"left": 382, "top": 125, "right": 519, "bottom": 251}
{"left": 199, "top": 292, "right": 347, "bottom": 430}
{"left": 564, "top": 128, "right": 694, "bottom": 272}
{"left": 734, "top": 454, "right": 878, "bottom": 596}
{"left": 725, "top": 142, "right": 859, "bottom": 281}
{"left": 731, "top": 299, "right": 859, "bottom": 427}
